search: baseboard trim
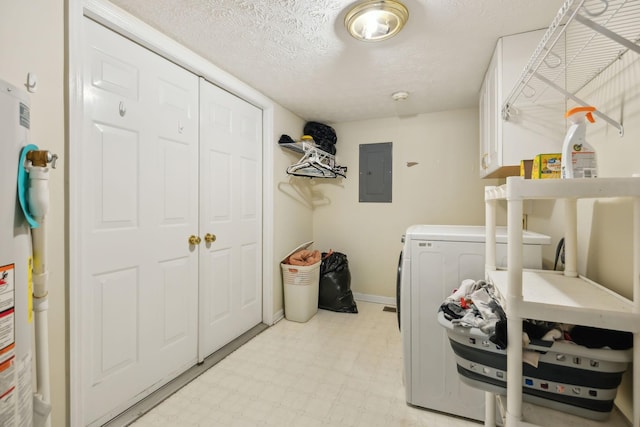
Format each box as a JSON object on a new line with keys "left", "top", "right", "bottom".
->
{"left": 353, "top": 293, "right": 396, "bottom": 307}
{"left": 272, "top": 309, "right": 284, "bottom": 325}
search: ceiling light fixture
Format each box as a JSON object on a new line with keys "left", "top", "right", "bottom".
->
{"left": 345, "top": 0, "right": 409, "bottom": 42}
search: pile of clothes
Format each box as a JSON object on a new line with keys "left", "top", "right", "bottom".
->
{"left": 439, "top": 279, "right": 632, "bottom": 351}
{"left": 284, "top": 249, "right": 321, "bottom": 266}
{"left": 440, "top": 279, "right": 505, "bottom": 333}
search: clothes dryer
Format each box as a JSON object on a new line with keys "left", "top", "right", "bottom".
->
{"left": 398, "top": 225, "right": 550, "bottom": 421}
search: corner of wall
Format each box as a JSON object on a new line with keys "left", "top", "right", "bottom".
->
{"left": 271, "top": 104, "right": 312, "bottom": 318}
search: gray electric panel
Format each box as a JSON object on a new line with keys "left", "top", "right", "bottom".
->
{"left": 359, "top": 142, "right": 392, "bottom": 203}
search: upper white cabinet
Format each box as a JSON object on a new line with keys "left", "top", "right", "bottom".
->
{"left": 479, "top": 30, "right": 565, "bottom": 178}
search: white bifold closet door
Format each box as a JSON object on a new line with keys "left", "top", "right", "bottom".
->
{"left": 79, "top": 18, "right": 263, "bottom": 426}
{"left": 80, "top": 19, "right": 199, "bottom": 425}
{"left": 198, "top": 80, "right": 263, "bottom": 361}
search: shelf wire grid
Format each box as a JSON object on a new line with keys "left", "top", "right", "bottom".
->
{"left": 503, "top": 0, "right": 640, "bottom": 115}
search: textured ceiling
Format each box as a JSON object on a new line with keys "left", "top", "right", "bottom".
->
{"left": 108, "top": 0, "right": 564, "bottom": 123}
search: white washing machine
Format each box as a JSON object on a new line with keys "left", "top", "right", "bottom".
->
{"left": 398, "top": 225, "right": 550, "bottom": 421}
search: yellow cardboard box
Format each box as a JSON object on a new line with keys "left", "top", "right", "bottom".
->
{"left": 531, "top": 153, "right": 561, "bottom": 179}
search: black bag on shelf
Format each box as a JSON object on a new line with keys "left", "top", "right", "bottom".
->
{"left": 304, "top": 121, "right": 337, "bottom": 154}
{"left": 319, "top": 252, "right": 358, "bottom": 313}
{"left": 316, "top": 141, "right": 336, "bottom": 155}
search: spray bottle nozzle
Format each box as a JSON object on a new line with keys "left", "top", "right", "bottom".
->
{"left": 565, "top": 106, "right": 597, "bottom": 124}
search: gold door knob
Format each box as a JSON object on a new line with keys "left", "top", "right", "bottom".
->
{"left": 188, "top": 235, "right": 201, "bottom": 245}
{"left": 204, "top": 233, "right": 216, "bottom": 243}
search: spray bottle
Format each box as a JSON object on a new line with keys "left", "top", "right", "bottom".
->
{"left": 561, "top": 106, "right": 598, "bottom": 179}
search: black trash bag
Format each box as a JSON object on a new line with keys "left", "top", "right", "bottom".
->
{"left": 319, "top": 252, "right": 358, "bottom": 313}
{"left": 304, "top": 121, "right": 337, "bottom": 153}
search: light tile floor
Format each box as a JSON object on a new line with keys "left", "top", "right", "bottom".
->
{"left": 130, "top": 301, "right": 479, "bottom": 426}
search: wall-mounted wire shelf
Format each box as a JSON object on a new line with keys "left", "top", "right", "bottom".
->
{"left": 502, "top": 0, "right": 640, "bottom": 136}
{"left": 280, "top": 142, "right": 347, "bottom": 179}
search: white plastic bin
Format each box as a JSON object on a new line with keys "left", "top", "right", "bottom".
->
{"left": 281, "top": 241, "right": 320, "bottom": 322}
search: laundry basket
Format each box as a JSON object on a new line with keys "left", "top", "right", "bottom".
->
{"left": 437, "top": 311, "right": 632, "bottom": 421}
{"left": 281, "top": 242, "right": 321, "bottom": 323}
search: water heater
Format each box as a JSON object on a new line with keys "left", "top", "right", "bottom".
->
{"left": 0, "top": 79, "right": 35, "bottom": 426}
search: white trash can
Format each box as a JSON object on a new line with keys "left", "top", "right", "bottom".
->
{"left": 281, "top": 242, "right": 320, "bottom": 322}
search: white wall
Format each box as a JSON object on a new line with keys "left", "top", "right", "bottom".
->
{"left": 272, "top": 105, "right": 312, "bottom": 317}
{"left": 0, "top": 2, "right": 66, "bottom": 426}
{"left": 312, "top": 109, "right": 502, "bottom": 299}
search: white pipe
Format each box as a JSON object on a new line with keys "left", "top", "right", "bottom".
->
{"left": 27, "top": 167, "right": 50, "bottom": 220}
{"left": 27, "top": 164, "right": 52, "bottom": 427}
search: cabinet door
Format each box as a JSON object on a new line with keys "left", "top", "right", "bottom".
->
{"left": 479, "top": 80, "right": 486, "bottom": 173}
{"left": 81, "top": 18, "right": 199, "bottom": 425}
{"left": 501, "top": 30, "right": 565, "bottom": 167}
{"left": 480, "top": 29, "right": 565, "bottom": 178}
{"left": 479, "top": 45, "right": 500, "bottom": 177}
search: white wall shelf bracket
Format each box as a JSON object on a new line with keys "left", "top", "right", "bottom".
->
{"left": 534, "top": 72, "right": 624, "bottom": 136}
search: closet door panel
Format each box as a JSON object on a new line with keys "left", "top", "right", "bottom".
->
{"left": 90, "top": 49, "right": 139, "bottom": 100}
{"left": 207, "top": 249, "right": 232, "bottom": 322}
{"left": 91, "top": 268, "right": 139, "bottom": 382}
{"left": 91, "top": 124, "right": 139, "bottom": 227}
{"left": 198, "top": 79, "right": 263, "bottom": 361}
{"left": 140, "top": 27, "right": 199, "bottom": 381}
{"left": 240, "top": 158, "right": 258, "bottom": 218}
{"left": 160, "top": 138, "right": 191, "bottom": 222}
{"left": 81, "top": 18, "right": 199, "bottom": 426}
{"left": 159, "top": 257, "right": 191, "bottom": 344}
{"left": 209, "top": 150, "right": 232, "bottom": 220}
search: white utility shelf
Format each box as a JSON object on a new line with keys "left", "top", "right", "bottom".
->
{"left": 485, "top": 176, "right": 640, "bottom": 200}
{"left": 488, "top": 269, "right": 640, "bottom": 333}
{"left": 484, "top": 176, "right": 640, "bottom": 427}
